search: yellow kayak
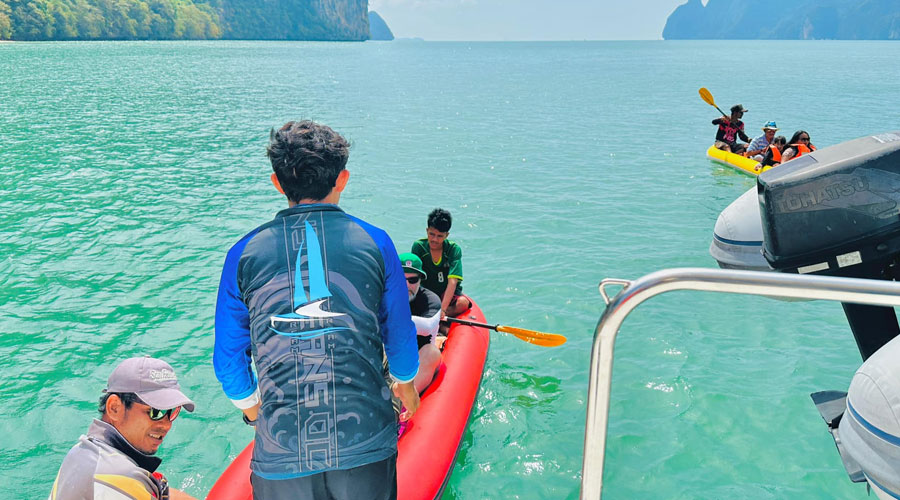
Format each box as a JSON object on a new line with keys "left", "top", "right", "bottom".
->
{"left": 706, "top": 145, "right": 772, "bottom": 176}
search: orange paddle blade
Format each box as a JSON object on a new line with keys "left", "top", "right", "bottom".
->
{"left": 496, "top": 325, "right": 567, "bottom": 347}
{"left": 699, "top": 87, "right": 716, "bottom": 107}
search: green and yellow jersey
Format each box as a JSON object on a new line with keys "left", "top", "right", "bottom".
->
{"left": 411, "top": 238, "right": 463, "bottom": 298}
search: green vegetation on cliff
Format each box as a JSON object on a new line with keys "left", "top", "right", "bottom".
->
{"left": 0, "top": 0, "right": 369, "bottom": 41}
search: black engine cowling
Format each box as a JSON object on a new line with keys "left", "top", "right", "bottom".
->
{"left": 759, "top": 132, "right": 900, "bottom": 359}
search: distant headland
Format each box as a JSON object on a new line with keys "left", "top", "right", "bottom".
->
{"left": 368, "top": 11, "right": 393, "bottom": 41}
{"left": 0, "top": 0, "right": 394, "bottom": 41}
{"left": 664, "top": 0, "right": 900, "bottom": 40}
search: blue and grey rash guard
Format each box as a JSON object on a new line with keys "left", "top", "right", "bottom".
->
{"left": 214, "top": 203, "right": 419, "bottom": 479}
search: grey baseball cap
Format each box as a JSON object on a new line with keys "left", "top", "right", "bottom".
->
{"left": 105, "top": 356, "right": 195, "bottom": 412}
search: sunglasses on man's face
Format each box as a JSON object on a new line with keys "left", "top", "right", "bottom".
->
{"left": 406, "top": 276, "right": 420, "bottom": 284}
{"left": 148, "top": 406, "right": 181, "bottom": 422}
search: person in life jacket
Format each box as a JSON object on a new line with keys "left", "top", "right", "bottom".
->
{"left": 712, "top": 104, "right": 751, "bottom": 154}
{"left": 754, "top": 135, "right": 787, "bottom": 171}
{"left": 781, "top": 130, "right": 817, "bottom": 163}
{"left": 746, "top": 121, "right": 779, "bottom": 160}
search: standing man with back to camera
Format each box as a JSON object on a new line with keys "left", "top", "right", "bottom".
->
{"left": 214, "top": 120, "right": 420, "bottom": 500}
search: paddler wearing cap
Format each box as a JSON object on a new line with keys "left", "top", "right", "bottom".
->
{"left": 48, "top": 356, "right": 198, "bottom": 500}
{"left": 712, "top": 104, "right": 751, "bottom": 154}
{"left": 746, "top": 121, "right": 779, "bottom": 161}
{"left": 400, "top": 252, "right": 443, "bottom": 393}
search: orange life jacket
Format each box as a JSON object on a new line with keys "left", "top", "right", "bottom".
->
{"left": 788, "top": 143, "right": 816, "bottom": 159}
{"left": 768, "top": 144, "right": 782, "bottom": 163}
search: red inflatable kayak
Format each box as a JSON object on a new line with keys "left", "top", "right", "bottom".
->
{"left": 207, "top": 299, "right": 491, "bottom": 500}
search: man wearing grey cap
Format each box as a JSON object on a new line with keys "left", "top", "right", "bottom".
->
{"left": 49, "top": 356, "right": 198, "bottom": 500}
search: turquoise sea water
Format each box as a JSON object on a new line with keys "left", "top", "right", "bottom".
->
{"left": 2, "top": 40, "right": 900, "bottom": 499}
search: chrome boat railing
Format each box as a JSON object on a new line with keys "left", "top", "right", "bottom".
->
{"left": 581, "top": 267, "right": 900, "bottom": 499}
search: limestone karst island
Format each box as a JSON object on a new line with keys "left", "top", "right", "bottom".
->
{"left": 0, "top": 0, "right": 393, "bottom": 41}
{"left": 664, "top": 0, "right": 900, "bottom": 39}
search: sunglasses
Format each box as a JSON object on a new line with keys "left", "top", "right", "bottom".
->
{"left": 149, "top": 406, "right": 181, "bottom": 421}
{"left": 111, "top": 393, "right": 181, "bottom": 421}
{"left": 799, "top": 137, "right": 810, "bottom": 141}
{"left": 406, "top": 276, "right": 420, "bottom": 284}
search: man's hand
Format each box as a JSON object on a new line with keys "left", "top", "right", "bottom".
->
{"left": 242, "top": 402, "right": 261, "bottom": 423}
{"left": 152, "top": 473, "right": 199, "bottom": 500}
{"left": 440, "top": 279, "right": 459, "bottom": 314}
{"left": 392, "top": 381, "right": 420, "bottom": 422}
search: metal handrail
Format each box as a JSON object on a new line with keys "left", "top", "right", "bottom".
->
{"left": 581, "top": 267, "right": 900, "bottom": 499}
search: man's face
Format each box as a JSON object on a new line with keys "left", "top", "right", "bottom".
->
{"left": 765, "top": 129, "right": 775, "bottom": 139}
{"left": 405, "top": 272, "right": 420, "bottom": 301}
{"left": 113, "top": 397, "right": 176, "bottom": 455}
{"left": 426, "top": 227, "right": 448, "bottom": 251}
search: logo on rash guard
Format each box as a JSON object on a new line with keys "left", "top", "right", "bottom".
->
{"left": 270, "top": 221, "right": 350, "bottom": 339}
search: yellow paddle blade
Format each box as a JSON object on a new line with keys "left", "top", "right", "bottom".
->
{"left": 496, "top": 325, "right": 567, "bottom": 347}
{"left": 699, "top": 87, "right": 716, "bottom": 107}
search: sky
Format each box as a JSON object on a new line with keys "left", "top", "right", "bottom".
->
{"left": 368, "top": 0, "right": 690, "bottom": 41}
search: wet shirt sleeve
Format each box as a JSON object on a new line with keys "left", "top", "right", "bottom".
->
{"left": 213, "top": 230, "right": 260, "bottom": 403}
{"left": 411, "top": 289, "right": 442, "bottom": 338}
{"left": 448, "top": 242, "right": 463, "bottom": 281}
{"left": 375, "top": 233, "right": 419, "bottom": 382}
{"left": 90, "top": 473, "right": 160, "bottom": 500}
{"left": 410, "top": 239, "right": 427, "bottom": 260}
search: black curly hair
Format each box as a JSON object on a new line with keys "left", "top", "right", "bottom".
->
{"left": 267, "top": 121, "right": 350, "bottom": 203}
{"left": 427, "top": 208, "right": 452, "bottom": 232}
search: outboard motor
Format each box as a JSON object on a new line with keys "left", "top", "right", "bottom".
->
{"left": 836, "top": 335, "right": 900, "bottom": 499}
{"left": 758, "top": 131, "right": 900, "bottom": 360}
{"left": 709, "top": 187, "right": 772, "bottom": 271}
{"left": 751, "top": 131, "right": 900, "bottom": 498}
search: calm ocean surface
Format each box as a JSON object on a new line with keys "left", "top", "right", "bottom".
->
{"left": 2, "top": 40, "right": 899, "bottom": 499}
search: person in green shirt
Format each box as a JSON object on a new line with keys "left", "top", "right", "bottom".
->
{"left": 410, "top": 208, "right": 471, "bottom": 317}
